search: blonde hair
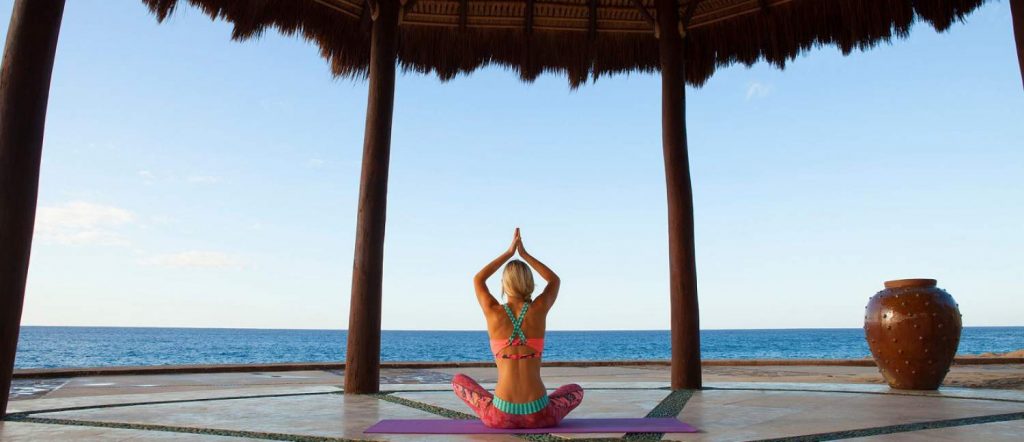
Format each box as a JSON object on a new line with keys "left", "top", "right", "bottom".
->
{"left": 501, "top": 260, "right": 535, "bottom": 302}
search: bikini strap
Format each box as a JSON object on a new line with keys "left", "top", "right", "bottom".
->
{"left": 502, "top": 302, "right": 530, "bottom": 345}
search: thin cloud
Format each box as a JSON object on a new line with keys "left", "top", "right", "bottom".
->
{"left": 306, "top": 158, "right": 326, "bottom": 168}
{"left": 138, "top": 170, "right": 156, "bottom": 185}
{"left": 746, "top": 81, "right": 774, "bottom": 100}
{"left": 143, "top": 251, "right": 246, "bottom": 269}
{"left": 35, "top": 201, "right": 135, "bottom": 246}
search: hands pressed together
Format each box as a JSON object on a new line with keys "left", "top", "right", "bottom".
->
{"left": 506, "top": 227, "right": 529, "bottom": 257}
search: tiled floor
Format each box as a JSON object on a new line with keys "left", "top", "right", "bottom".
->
{"left": 847, "top": 419, "right": 1024, "bottom": 441}
{"left": 672, "top": 389, "right": 1023, "bottom": 441}
{"left": 3, "top": 368, "right": 1023, "bottom": 441}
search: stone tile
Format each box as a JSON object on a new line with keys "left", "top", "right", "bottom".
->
{"left": 705, "top": 381, "right": 1024, "bottom": 402}
{"left": 666, "top": 389, "right": 1024, "bottom": 441}
{"left": 44, "top": 370, "right": 343, "bottom": 399}
{"left": 390, "top": 390, "right": 481, "bottom": 416}
{"left": 847, "top": 419, "right": 1024, "bottom": 441}
{"left": 32, "top": 392, "right": 517, "bottom": 441}
{"left": 380, "top": 383, "right": 451, "bottom": 392}
{"left": 0, "top": 421, "right": 259, "bottom": 441}
{"left": 550, "top": 389, "right": 669, "bottom": 440}
{"left": 8, "top": 385, "right": 341, "bottom": 414}
{"left": 8, "top": 378, "right": 69, "bottom": 400}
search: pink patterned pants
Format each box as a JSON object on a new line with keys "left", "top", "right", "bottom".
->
{"left": 451, "top": 373, "right": 584, "bottom": 429}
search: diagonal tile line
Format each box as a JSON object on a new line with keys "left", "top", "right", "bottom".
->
{"left": 372, "top": 392, "right": 477, "bottom": 420}
{"left": 4, "top": 390, "right": 340, "bottom": 418}
{"left": 703, "top": 386, "right": 1024, "bottom": 404}
{"left": 751, "top": 411, "right": 1024, "bottom": 442}
{"left": 4, "top": 414, "right": 365, "bottom": 442}
{"left": 622, "top": 389, "right": 695, "bottom": 442}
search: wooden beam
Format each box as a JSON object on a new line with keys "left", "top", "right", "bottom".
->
{"left": 692, "top": 0, "right": 794, "bottom": 28}
{"left": 365, "top": 0, "right": 380, "bottom": 20}
{"left": 309, "top": 0, "right": 361, "bottom": 19}
{"left": 589, "top": 0, "right": 598, "bottom": 41}
{"left": 344, "top": 0, "right": 399, "bottom": 395}
{"left": 525, "top": 0, "right": 535, "bottom": 35}
{"left": 360, "top": 1, "right": 373, "bottom": 32}
{"left": 680, "top": 0, "right": 701, "bottom": 37}
{"left": 0, "top": 0, "right": 66, "bottom": 416}
{"left": 655, "top": 0, "right": 702, "bottom": 391}
{"left": 1012, "top": 0, "right": 1024, "bottom": 90}
{"left": 628, "top": 0, "right": 656, "bottom": 28}
{"left": 459, "top": 0, "right": 468, "bottom": 30}
{"left": 400, "top": 0, "right": 419, "bottom": 23}
{"left": 683, "top": 0, "right": 701, "bottom": 26}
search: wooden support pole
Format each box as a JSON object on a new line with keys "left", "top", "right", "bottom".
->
{"left": 656, "top": 0, "right": 702, "bottom": 390}
{"left": 344, "top": 0, "right": 399, "bottom": 395}
{"left": 0, "top": 0, "right": 66, "bottom": 417}
{"left": 1012, "top": 0, "right": 1024, "bottom": 90}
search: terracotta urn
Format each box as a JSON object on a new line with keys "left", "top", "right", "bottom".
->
{"left": 864, "top": 279, "right": 962, "bottom": 390}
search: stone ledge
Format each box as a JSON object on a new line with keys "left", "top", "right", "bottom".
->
{"left": 12, "top": 357, "right": 1023, "bottom": 379}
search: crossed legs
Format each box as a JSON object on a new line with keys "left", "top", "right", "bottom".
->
{"left": 451, "top": 373, "right": 583, "bottom": 429}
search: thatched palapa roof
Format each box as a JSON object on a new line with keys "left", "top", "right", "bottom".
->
{"left": 142, "top": 0, "right": 990, "bottom": 87}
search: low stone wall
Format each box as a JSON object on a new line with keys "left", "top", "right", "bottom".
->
{"left": 12, "top": 357, "right": 1023, "bottom": 379}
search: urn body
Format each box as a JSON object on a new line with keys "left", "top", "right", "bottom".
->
{"left": 864, "top": 279, "right": 962, "bottom": 390}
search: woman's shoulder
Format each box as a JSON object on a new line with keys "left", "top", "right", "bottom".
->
{"left": 527, "top": 298, "right": 554, "bottom": 315}
{"left": 483, "top": 304, "right": 509, "bottom": 324}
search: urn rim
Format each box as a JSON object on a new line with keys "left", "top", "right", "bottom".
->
{"left": 884, "top": 278, "right": 938, "bottom": 289}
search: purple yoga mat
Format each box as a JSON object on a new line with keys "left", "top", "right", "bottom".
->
{"left": 364, "top": 418, "right": 698, "bottom": 434}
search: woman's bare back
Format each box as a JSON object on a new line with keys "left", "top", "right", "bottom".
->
{"left": 487, "top": 300, "right": 549, "bottom": 402}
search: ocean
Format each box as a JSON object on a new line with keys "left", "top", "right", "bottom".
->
{"left": 13, "top": 326, "right": 1023, "bottom": 369}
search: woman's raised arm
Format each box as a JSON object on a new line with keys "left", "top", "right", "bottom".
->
{"left": 517, "top": 236, "right": 560, "bottom": 310}
{"left": 473, "top": 228, "right": 520, "bottom": 310}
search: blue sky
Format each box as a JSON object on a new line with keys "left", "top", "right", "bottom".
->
{"left": 4, "top": 1, "right": 1022, "bottom": 330}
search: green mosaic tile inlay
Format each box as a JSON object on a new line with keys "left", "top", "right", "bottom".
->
{"left": 622, "top": 389, "right": 695, "bottom": 442}
{"left": 752, "top": 411, "right": 1024, "bottom": 442}
{"left": 706, "top": 386, "right": 1024, "bottom": 404}
{"left": 372, "top": 392, "right": 476, "bottom": 420}
{"left": 5, "top": 390, "right": 338, "bottom": 418}
{"left": 5, "top": 414, "right": 364, "bottom": 442}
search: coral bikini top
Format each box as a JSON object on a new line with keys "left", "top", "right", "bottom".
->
{"left": 489, "top": 302, "right": 544, "bottom": 360}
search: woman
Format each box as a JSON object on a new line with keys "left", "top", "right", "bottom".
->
{"left": 452, "top": 228, "right": 584, "bottom": 429}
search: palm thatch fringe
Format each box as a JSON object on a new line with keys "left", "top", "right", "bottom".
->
{"left": 141, "top": 0, "right": 989, "bottom": 87}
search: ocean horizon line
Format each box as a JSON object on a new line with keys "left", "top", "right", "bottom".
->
{"left": 19, "top": 325, "right": 1023, "bottom": 332}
